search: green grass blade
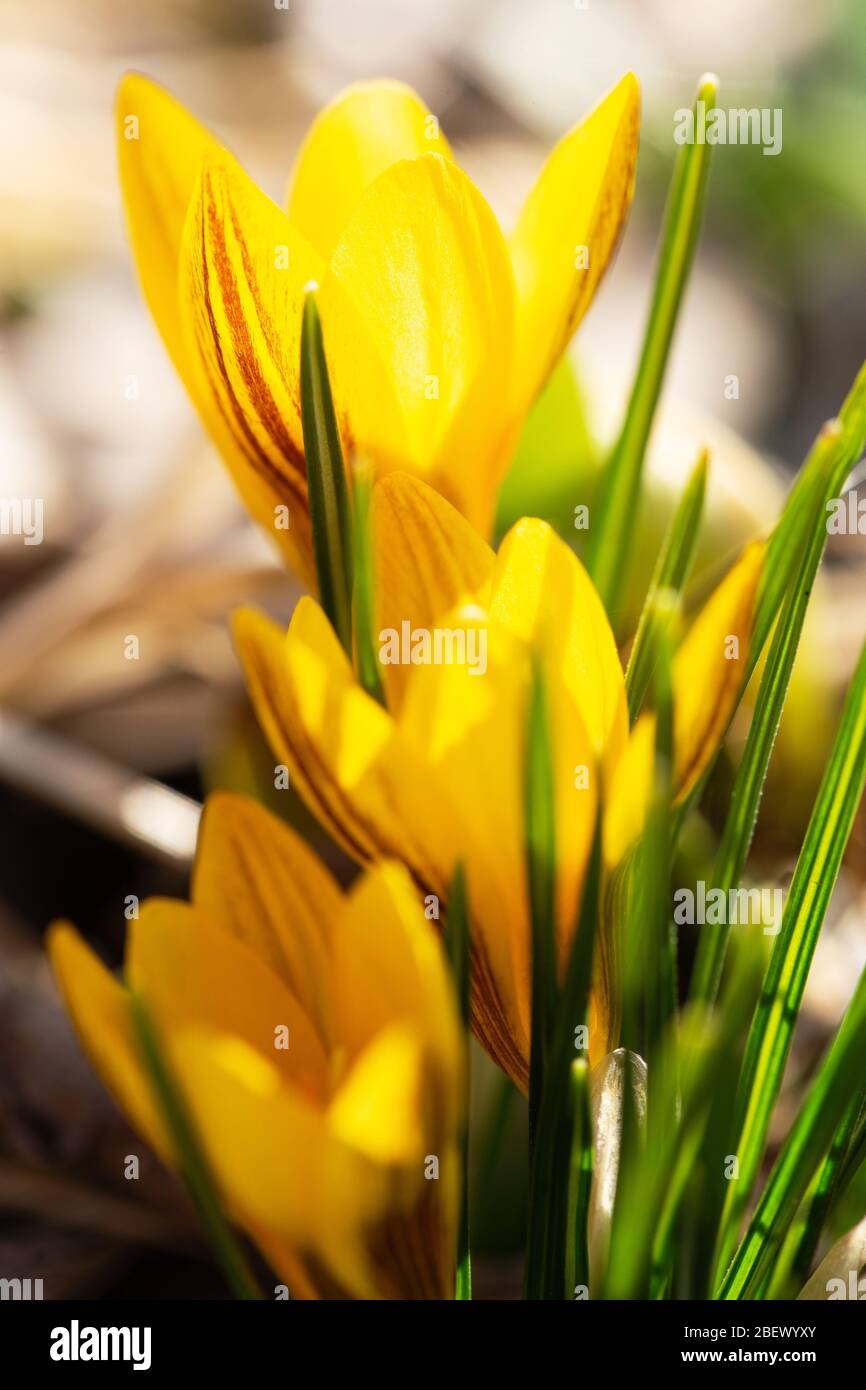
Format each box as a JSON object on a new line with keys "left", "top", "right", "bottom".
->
{"left": 473, "top": 1073, "right": 518, "bottom": 1241}
{"left": 524, "top": 660, "right": 557, "bottom": 1157}
{"left": 350, "top": 456, "right": 385, "bottom": 703}
{"left": 524, "top": 822, "right": 602, "bottom": 1299}
{"left": 606, "top": 935, "right": 761, "bottom": 1300}
{"left": 565, "top": 1058, "right": 593, "bottom": 1297}
{"left": 766, "top": 1094, "right": 863, "bottom": 1298}
{"left": 130, "top": 995, "right": 263, "bottom": 1300}
{"left": 718, "top": 961, "right": 866, "bottom": 1299}
{"left": 625, "top": 449, "right": 707, "bottom": 721}
{"left": 300, "top": 289, "right": 353, "bottom": 652}
{"left": 714, "top": 637, "right": 866, "bottom": 1284}
{"left": 688, "top": 507, "right": 830, "bottom": 1008}
{"left": 668, "top": 932, "right": 765, "bottom": 1299}
{"left": 587, "top": 74, "right": 717, "bottom": 620}
{"left": 446, "top": 862, "right": 472, "bottom": 1301}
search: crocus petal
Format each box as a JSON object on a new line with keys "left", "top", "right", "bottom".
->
{"left": 373, "top": 473, "right": 495, "bottom": 710}
{"left": 331, "top": 862, "right": 460, "bottom": 1095}
{"left": 116, "top": 73, "right": 217, "bottom": 387}
{"left": 672, "top": 539, "right": 765, "bottom": 798}
{"left": 169, "top": 1029, "right": 389, "bottom": 1298}
{"left": 127, "top": 898, "right": 329, "bottom": 1102}
{"left": 602, "top": 716, "right": 654, "bottom": 870}
{"left": 287, "top": 79, "right": 452, "bottom": 262}
{"left": 46, "top": 923, "right": 169, "bottom": 1162}
{"left": 322, "top": 153, "right": 515, "bottom": 535}
{"left": 234, "top": 599, "right": 531, "bottom": 1090}
{"left": 399, "top": 602, "right": 598, "bottom": 1085}
{"left": 603, "top": 540, "right": 765, "bottom": 867}
{"left": 509, "top": 72, "right": 640, "bottom": 414}
{"left": 179, "top": 149, "right": 324, "bottom": 581}
{"left": 233, "top": 598, "right": 462, "bottom": 887}
{"left": 490, "top": 518, "right": 628, "bottom": 778}
{"left": 192, "top": 792, "right": 340, "bottom": 1044}
{"left": 328, "top": 1023, "right": 429, "bottom": 1164}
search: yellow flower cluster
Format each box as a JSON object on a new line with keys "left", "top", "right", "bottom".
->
{"left": 50, "top": 73, "right": 763, "bottom": 1298}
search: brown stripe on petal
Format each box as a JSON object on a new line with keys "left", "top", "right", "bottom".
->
{"left": 470, "top": 939, "right": 529, "bottom": 1093}
{"left": 198, "top": 200, "right": 307, "bottom": 510}
{"left": 227, "top": 199, "right": 305, "bottom": 449}
{"left": 366, "top": 1177, "right": 453, "bottom": 1300}
{"left": 214, "top": 190, "right": 307, "bottom": 476}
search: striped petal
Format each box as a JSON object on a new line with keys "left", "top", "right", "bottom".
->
{"left": 287, "top": 80, "right": 452, "bottom": 262}
{"left": 398, "top": 602, "right": 598, "bottom": 1086}
{"left": 372, "top": 473, "right": 495, "bottom": 710}
{"left": 192, "top": 792, "right": 340, "bottom": 1044}
{"left": 233, "top": 598, "right": 462, "bottom": 886}
{"left": 233, "top": 599, "right": 534, "bottom": 1090}
{"left": 509, "top": 72, "right": 640, "bottom": 414}
{"left": 179, "top": 149, "right": 324, "bottom": 581}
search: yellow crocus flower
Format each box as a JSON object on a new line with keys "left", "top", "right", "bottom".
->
{"left": 234, "top": 473, "right": 765, "bottom": 1091}
{"left": 47, "top": 792, "right": 462, "bottom": 1300}
{"left": 116, "top": 72, "right": 639, "bottom": 579}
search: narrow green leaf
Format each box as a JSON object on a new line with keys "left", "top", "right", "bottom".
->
{"left": 625, "top": 449, "right": 707, "bottom": 722}
{"left": 645, "top": 630, "right": 676, "bottom": 1092}
{"left": 718, "top": 961, "right": 866, "bottom": 1300}
{"left": 300, "top": 289, "right": 353, "bottom": 653}
{"left": 668, "top": 932, "right": 764, "bottom": 1299}
{"left": 129, "top": 995, "right": 263, "bottom": 1300}
{"left": 714, "top": 637, "right": 866, "bottom": 1284}
{"left": 767, "top": 1094, "right": 863, "bottom": 1298}
{"left": 473, "top": 1073, "right": 518, "bottom": 1242}
{"left": 350, "top": 456, "right": 385, "bottom": 703}
{"left": 565, "top": 1057, "right": 593, "bottom": 1298}
{"left": 588, "top": 74, "right": 717, "bottom": 620}
{"left": 689, "top": 505, "right": 829, "bottom": 1008}
{"left": 524, "top": 822, "right": 602, "bottom": 1299}
{"left": 606, "top": 935, "right": 760, "bottom": 1300}
{"left": 446, "top": 862, "right": 471, "bottom": 1301}
{"left": 524, "top": 659, "right": 557, "bottom": 1157}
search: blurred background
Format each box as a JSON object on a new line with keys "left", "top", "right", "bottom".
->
{"left": 1, "top": 0, "right": 865, "bottom": 1298}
